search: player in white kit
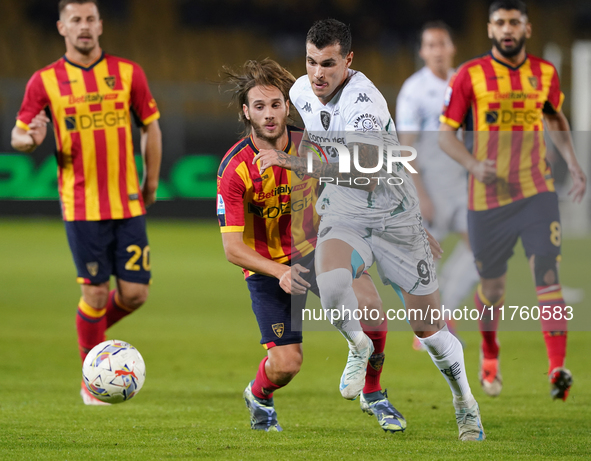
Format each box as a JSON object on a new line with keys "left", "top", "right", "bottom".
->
{"left": 254, "top": 19, "right": 485, "bottom": 441}
{"left": 396, "top": 22, "right": 479, "bottom": 348}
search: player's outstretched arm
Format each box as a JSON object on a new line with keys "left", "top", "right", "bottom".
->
{"left": 140, "top": 120, "right": 162, "bottom": 207}
{"left": 11, "top": 110, "right": 50, "bottom": 153}
{"left": 438, "top": 123, "right": 496, "bottom": 184}
{"left": 543, "top": 111, "right": 587, "bottom": 203}
{"left": 221, "top": 232, "right": 310, "bottom": 295}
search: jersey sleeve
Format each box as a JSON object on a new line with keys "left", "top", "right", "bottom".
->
{"left": 395, "top": 80, "right": 422, "bottom": 132}
{"left": 130, "top": 63, "right": 160, "bottom": 126}
{"left": 439, "top": 66, "right": 473, "bottom": 129}
{"left": 217, "top": 165, "right": 246, "bottom": 233}
{"left": 543, "top": 65, "right": 565, "bottom": 114}
{"left": 16, "top": 71, "right": 49, "bottom": 131}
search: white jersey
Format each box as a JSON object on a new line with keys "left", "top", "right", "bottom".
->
{"left": 290, "top": 70, "right": 419, "bottom": 222}
{"left": 396, "top": 67, "right": 466, "bottom": 192}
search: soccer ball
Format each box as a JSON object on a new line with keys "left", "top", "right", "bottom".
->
{"left": 82, "top": 340, "right": 146, "bottom": 404}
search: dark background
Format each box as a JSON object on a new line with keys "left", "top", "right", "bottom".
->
{"left": 0, "top": 0, "right": 589, "bottom": 218}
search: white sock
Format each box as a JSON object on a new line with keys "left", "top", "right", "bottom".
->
{"left": 418, "top": 325, "right": 475, "bottom": 406}
{"left": 317, "top": 269, "right": 364, "bottom": 348}
{"left": 440, "top": 241, "right": 480, "bottom": 312}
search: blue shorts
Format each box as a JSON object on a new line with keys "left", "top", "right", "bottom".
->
{"left": 65, "top": 215, "right": 151, "bottom": 285}
{"left": 468, "top": 192, "right": 561, "bottom": 279}
{"left": 246, "top": 251, "right": 319, "bottom": 348}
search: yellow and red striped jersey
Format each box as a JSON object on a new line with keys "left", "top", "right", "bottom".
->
{"left": 440, "top": 52, "right": 563, "bottom": 211}
{"left": 16, "top": 52, "right": 160, "bottom": 221}
{"left": 217, "top": 127, "right": 319, "bottom": 277}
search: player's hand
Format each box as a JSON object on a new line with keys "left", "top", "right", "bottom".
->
{"left": 471, "top": 159, "right": 496, "bottom": 184}
{"left": 253, "top": 149, "right": 288, "bottom": 175}
{"left": 28, "top": 110, "right": 50, "bottom": 146}
{"left": 141, "top": 183, "right": 158, "bottom": 208}
{"left": 567, "top": 161, "right": 587, "bottom": 203}
{"left": 425, "top": 228, "right": 443, "bottom": 260}
{"left": 278, "top": 263, "right": 311, "bottom": 295}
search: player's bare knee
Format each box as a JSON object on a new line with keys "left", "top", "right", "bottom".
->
{"left": 533, "top": 255, "right": 559, "bottom": 287}
{"left": 412, "top": 318, "right": 445, "bottom": 337}
{"left": 119, "top": 286, "right": 149, "bottom": 309}
{"left": 277, "top": 360, "right": 301, "bottom": 380}
{"left": 358, "top": 294, "right": 382, "bottom": 321}
{"left": 481, "top": 284, "right": 505, "bottom": 306}
{"left": 269, "top": 351, "right": 302, "bottom": 383}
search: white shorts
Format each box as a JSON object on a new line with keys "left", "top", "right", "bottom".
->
{"left": 316, "top": 213, "right": 438, "bottom": 296}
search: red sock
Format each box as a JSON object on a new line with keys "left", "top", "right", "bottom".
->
{"left": 475, "top": 286, "right": 502, "bottom": 359}
{"left": 105, "top": 290, "right": 136, "bottom": 329}
{"left": 76, "top": 297, "right": 107, "bottom": 362}
{"left": 537, "top": 285, "right": 568, "bottom": 373}
{"left": 252, "top": 356, "right": 283, "bottom": 400}
{"left": 361, "top": 318, "right": 387, "bottom": 394}
{"left": 543, "top": 331, "right": 567, "bottom": 373}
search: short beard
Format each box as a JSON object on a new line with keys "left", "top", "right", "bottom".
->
{"left": 73, "top": 41, "right": 96, "bottom": 56}
{"left": 492, "top": 35, "right": 526, "bottom": 59}
{"left": 251, "top": 120, "right": 287, "bottom": 146}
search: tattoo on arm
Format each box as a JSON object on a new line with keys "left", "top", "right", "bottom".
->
{"left": 273, "top": 143, "right": 379, "bottom": 191}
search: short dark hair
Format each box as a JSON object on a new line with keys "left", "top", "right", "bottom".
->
{"left": 489, "top": 0, "right": 527, "bottom": 18}
{"left": 223, "top": 59, "right": 296, "bottom": 136}
{"left": 58, "top": 0, "right": 99, "bottom": 15}
{"left": 306, "top": 19, "right": 352, "bottom": 57}
{"left": 419, "top": 21, "right": 454, "bottom": 45}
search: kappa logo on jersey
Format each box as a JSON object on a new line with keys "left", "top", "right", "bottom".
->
{"left": 217, "top": 194, "right": 225, "bottom": 214}
{"left": 320, "top": 111, "right": 331, "bottom": 130}
{"left": 104, "top": 76, "right": 116, "bottom": 89}
{"left": 354, "top": 93, "right": 372, "bottom": 103}
{"left": 353, "top": 113, "right": 380, "bottom": 132}
{"left": 302, "top": 102, "right": 312, "bottom": 113}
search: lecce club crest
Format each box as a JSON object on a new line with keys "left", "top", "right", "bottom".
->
{"left": 86, "top": 262, "right": 99, "bottom": 277}
{"left": 272, "top": 323, "right": 284, "bottom": 338}
{"left": 104, "top": 76, "right": 116, "bottom": 89}
{"left": 528, "top": 76, "right": 539, "bottom": 90}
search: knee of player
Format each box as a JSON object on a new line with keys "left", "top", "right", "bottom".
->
{"left": 481, "top": 285, "right": 505, "bottom": 306}
{"left": 317, "top": 268, "right": 354, "bottom": 305}
{"left": 358, "top": 292, "right": 382, "bottom": 313}
{"left": 276, "top": 357, "right": 302, "bottom": 379}
{"left": 119, "top": 287, "right": 149, "bottom": 309}
{"left": 269, "top": 351, "right": 302, "bottom": 380}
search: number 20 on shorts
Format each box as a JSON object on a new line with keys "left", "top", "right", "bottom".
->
{"left": 125, "top": 245, "right": 151, "bottom": 271}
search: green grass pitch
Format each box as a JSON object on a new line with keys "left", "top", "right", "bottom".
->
{"left": 0, "top": 218, "right": 590, "bottom": 460}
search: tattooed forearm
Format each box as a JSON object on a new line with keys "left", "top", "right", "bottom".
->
{"left": 276, "top": 143, "right": 379, "bottom": 191}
